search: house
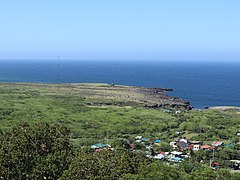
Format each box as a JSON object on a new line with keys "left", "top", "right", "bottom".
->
{"left": 171, "top": 151, "right": 183, "bottom": 156}
{"left": 169, "top": 141, "right": 178, "bottom": 149}
{"left": 177, "top": 138, "right": 189, "bottom": 149}
{"left": 153, "top": 154, "right": 165, "bottom": 160}
{"left": 135, "top": 136, "right": 143, "bottom": 140}
{"left": 212, "top": 141, "right": 223, "bottom": 147}
{"left": 169, "top": 157, "right": 184, "bottom": 163}
{"left": 193, "top": 144, "right": 201, "bottom": 151}
{"left": 170, "top": 141, "right": 177, "bottom": 146}
{"left": 155, "top": 139, "right": 161, "bottom": 143}
{"left": 178, "top": 138, "right": 189, "bottom": 144}
{"left": 141, "top": 138, "right": 150, "bottom": 142}
{"left": 230, "top": 160, "right": 240, "bottom": 170}
{"left": 190, "top": 141, "right": 203, "bottom": 145}
{"left": 136, "top": 137, "right": 151, "bottom": 145}
{"left": 201, "top": 145, "right": 215, "bottom": 150}
{"left": 160, "top": 152, "right": 169, "bottom": 156}
{"left": 212, "top": 162, "right": 220, "bottom": 167}
{"left": 188, "top": 144, "right": 201, "bottom": 151}
{"left": 189, "top": 141, "right": 202, "bottom": 151}
{"left": 236, "top": 132, "right": 240, "bottom": 136}
{"left": 91, "top": 143, "right": 111, "bottom": 150}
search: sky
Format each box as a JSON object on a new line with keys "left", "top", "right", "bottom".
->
{"left": 0, "top": 0, "right": 240, "bottom": 61}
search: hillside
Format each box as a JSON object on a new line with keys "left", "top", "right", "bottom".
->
{"left": 1, "top": 82, "right": 240, "bottom": 179}
{"left": 0, "top": 82, "right": 239, "bottom": 146}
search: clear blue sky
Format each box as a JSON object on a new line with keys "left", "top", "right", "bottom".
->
{"left": 0, "top": 0, "right": 240, "bottom": 61}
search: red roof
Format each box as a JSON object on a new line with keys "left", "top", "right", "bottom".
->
{"left": 212, "top": 141, "right": 223, "bottom": 146}
{"left": 201, "top": 145, "right": 215, "bottom": 149}
{"left": 188, "top": 145, "right": 194, "bottom": 149}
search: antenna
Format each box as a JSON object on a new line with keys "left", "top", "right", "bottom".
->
{"left": 57, "top": 56, "right": 60, "bottom": 92}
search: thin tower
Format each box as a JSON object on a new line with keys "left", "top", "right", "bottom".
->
{"left": 57, "top": 56, "right": 60, "bottom": 92}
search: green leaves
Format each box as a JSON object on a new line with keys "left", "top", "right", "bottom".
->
{"left": 60, "top": 149, "right": 147, "bottom": 180}
{"left": 0, "top": 122, "right": 73, "bottom": 180}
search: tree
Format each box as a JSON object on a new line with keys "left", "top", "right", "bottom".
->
{"left": 122, "top": 162, "right": 184, "bottom": 180}
{"left": 154, "top": 142, "right": 172, "bottom": 152}
{"left": 191, "top": 167, "right": 217, "bottom": 180}
{"left": 0, "top": 122, "right": 73, "bottom": 179}
{"left": 60, "top": 149, "right": 148, "bottom": 179}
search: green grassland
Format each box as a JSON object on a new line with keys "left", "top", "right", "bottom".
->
{"left": 0, "top": 82, "right": 239, "bottom": 147}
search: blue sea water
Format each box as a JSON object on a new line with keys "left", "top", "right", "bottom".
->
{"left": 0, "top": 60, "right": 240, "bottom": 109}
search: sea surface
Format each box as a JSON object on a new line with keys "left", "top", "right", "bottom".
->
{"left": 0, "top": 60, "right": 240, "bottom": 109}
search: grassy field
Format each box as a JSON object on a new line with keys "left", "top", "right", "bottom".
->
{"left": 0, "top": 82, "right": 239, "bottom": 147}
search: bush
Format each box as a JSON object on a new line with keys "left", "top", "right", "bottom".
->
{"left": 0, "top": 122, "right": 73, "bottom": 179}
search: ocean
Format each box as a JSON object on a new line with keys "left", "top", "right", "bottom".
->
{"left": 0, "top": 60, "right": 240, "bottom": 109}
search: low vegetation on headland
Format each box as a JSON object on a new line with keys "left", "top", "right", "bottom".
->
{"left": 0, "top": 82, "right": 239, "bottom": 179}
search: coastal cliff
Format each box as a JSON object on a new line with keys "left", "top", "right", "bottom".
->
{"left": 0, "top": 82, "right": 192, "bottom": 110}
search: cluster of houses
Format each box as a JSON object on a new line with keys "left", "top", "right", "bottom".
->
{"left": 169, "top": 138, "right": 224, "bottom": 151}
{"left": 90, "top": 136, "right": 239, "bottom": 169}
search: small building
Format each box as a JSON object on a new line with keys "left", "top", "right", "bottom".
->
{"left": 160, "top": 152, "right": 169, "bottom": 156}
{"left": 135, "top": 136, "right": 143, "bottom": 140}
{"left": 91, "top": 143, "right": 111, "bottom": 150}
{"left": 190, "top": 141, "right": 203, "bottom": 145}
{"left": 201, "top": 145, "right": 215, "bottom": 150}
{"left": 171, "top": 151, "right": 183, "bottom": 156}
{"left": 155, "top": 139, "right": 161, "bottom": 143}
{"left": 177, "top": 138, "right": 189, "bottom": 149}
{"left": 170, "top": 141, "right": 177, "bottom": 146}
{"left": 153, "top": 154, "right": 165, "bottom": 160}
{"left": 230, "top": 160, "right": 240, "bottom": 170}
{"left": 212, "top": 162, "right": 220, "bottom": 167}
{"left": 193, "top": 144, "right": 201, "bottom": 151}
{"left": 212, "top": 141, "right": 223, "bottom": 147}
{"left": 169, "top": 157, "right": 184, "bottom": 163}
{"left": 141, "top": 138, "right": 150, "bottom": 142}
{"left": 169, "top": 141, "right": 178, "bottom": 149}
{"left": 175, "top": 110, "right": 181, "bottom": 114}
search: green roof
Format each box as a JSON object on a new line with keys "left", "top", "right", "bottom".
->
{"left": 91, "top": 143, "right": 110, "bottom": 149}
{"left": 141, "top": 138, "right": 150, "bottom": 142}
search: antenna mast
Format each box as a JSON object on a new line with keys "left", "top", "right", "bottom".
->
{"left": 57, "top": 56, "right": 60, "bottom": 92}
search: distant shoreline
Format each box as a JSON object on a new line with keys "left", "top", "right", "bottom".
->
{"left": 1, "top": 60, "right": 240, "bottom": 109}
{"left": 208, "top": 106, "right": 240, "bottom": 111}
{"left": 1, "top": 81, "right": 240, "bottom": 110}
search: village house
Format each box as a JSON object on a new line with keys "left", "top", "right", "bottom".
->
{"left": 169, "top": 141, "right": 178, "bottom": 149}
{"left": 155, "top": 139, "right": 161, "bottom": 143}
{"left": 189, "top": 141, "right": 203, "bottom": 151}
{"left": 201, "top": 145, "right": 215, "bottom": 150}
{"left": 167, "top": 151, "right": 184, "bottom": 163}
{"left": 153, "top": 154, "right": 165, "bottom": 160}
{"left": 176, "top": 138, "right": 190, "bottom": 150}
{"left": 212, "top": 141, "right": 223, "bottom": 147}
{"left": 91, "top": 143, "right": 112, "bottom": 152}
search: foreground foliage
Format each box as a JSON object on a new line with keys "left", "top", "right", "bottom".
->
{"left": 0, "top": 123, "right": 239, "bottom": 180}
{"left": 0, "top": 123, "right": 73, "bottom": 179}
